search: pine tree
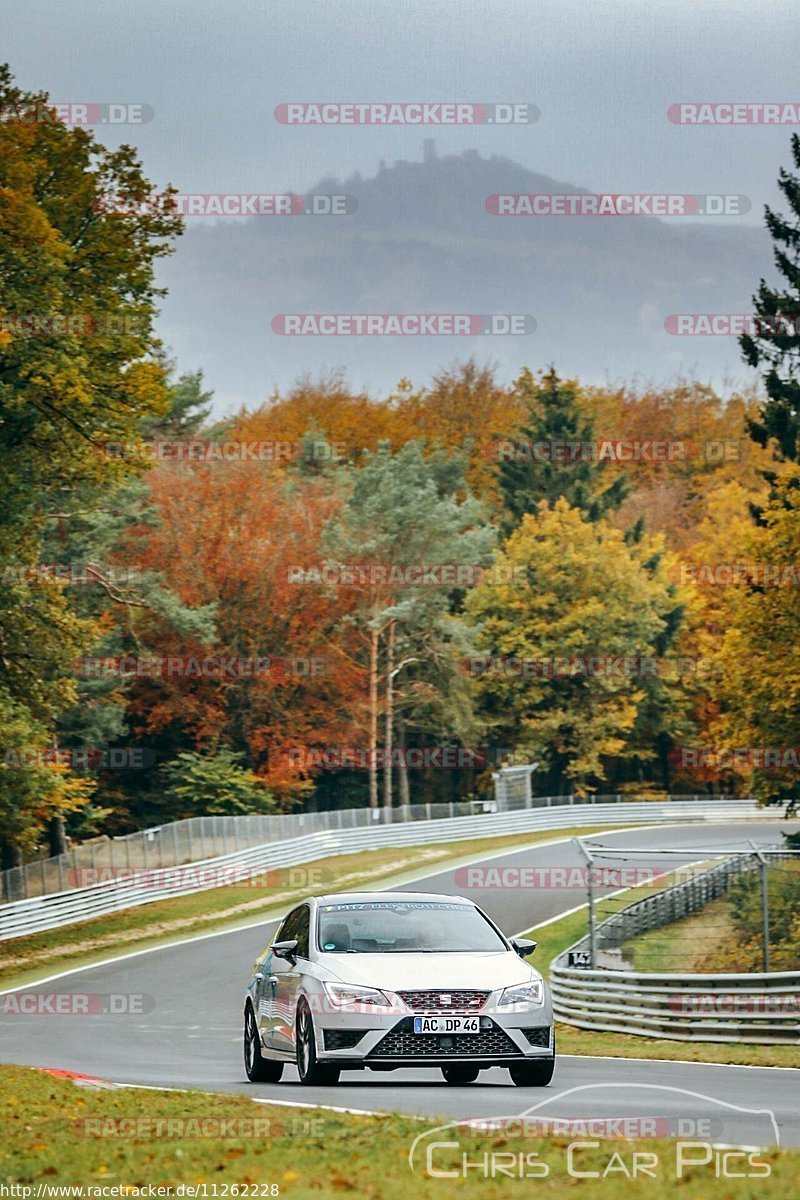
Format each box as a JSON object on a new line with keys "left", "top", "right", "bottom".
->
{"left": 740, "top": 134, "right": 800, "bottom": 472}
{"left": 497, "top": 368, "right": 629, "bottom": 532}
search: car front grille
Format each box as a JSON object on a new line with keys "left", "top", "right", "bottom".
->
{"left": 397, "top": 989, "right": 490, "bottom": 1013}
{"left": 323, "top": 1028, "right": 370, "bottom": 1051}
{"left": 520, "top": 1026, "right": 551, "bottom": 1048}
{"left": 368, "top": 1017, "right": 520, "bottom": 1059}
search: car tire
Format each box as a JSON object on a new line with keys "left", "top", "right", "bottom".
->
{"left": 244, "top": 1003, "right": 284, "bottom": 1083}
{"left": 441, "top": 1065, "right": 480, "bottom": 1084}
{"left": 509, "top": 1058, "right": 555, "bottom": 1087}
{"left": 296, "top": 999, "right": 340, "bottom": 1086}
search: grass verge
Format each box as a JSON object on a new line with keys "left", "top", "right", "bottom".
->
{"left": 625, "top": 895, "right": 737, "bottom": 973}
{"left": 0, "top": 824, "right": 634, "bottom": 990}
{"left": 1, "top": 1063, "right": 794, "bottom": 1196}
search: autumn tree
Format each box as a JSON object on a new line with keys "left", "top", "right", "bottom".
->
{"left": 119, "top": 457, "right": 362, "bottom": 818}
{"left": 393, "top": 360, "right": 525, "bottom": 501}
{"left": 465, "top": 499, "right": 689, "bottom": 795}
{"left": 0, "top": 65, "right": 182, "bottom": 862}
{"left": 710, "top": 468, "right": 800, "bottom": 809}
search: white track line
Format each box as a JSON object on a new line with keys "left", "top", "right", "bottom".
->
{"left": 559, "top": 1054, "right": 798, "bottom": 1072}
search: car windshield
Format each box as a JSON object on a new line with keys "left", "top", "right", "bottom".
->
{"left": 317, "top": 900, "right": 508, "bottom": 953}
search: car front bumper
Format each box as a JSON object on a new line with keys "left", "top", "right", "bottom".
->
{"left": 313, "top": 1003, "right": 555, "bottom": 1066}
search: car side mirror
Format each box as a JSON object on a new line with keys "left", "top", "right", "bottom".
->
{"left": 272, "top": 939, "right": 298, "bottom": 964}
{"left": 512, "top": 937, "right": 537, "bottom": 958}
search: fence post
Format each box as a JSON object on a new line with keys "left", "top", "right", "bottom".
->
{"left": 750, "top": 843, "right": 771, "bottom": 973}
{"left": 573, "top": 837, "right": 597, "bottom": 968}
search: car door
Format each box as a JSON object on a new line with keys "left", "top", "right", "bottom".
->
{"left": 271, "top": 903, "right": 310, "bottom": 1057}
{"left": 256, "top": 911, "right": 294, "bottom": 1050}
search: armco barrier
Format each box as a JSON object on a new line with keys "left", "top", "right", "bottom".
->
{"left": 0, "top": 798, "right": 766, "bottom": 942}
{"left": 551, "top": 851, "right": 800, "bottom": 1044}
{"left": 550, "top": 965, "right": 800, "bottom": 1044}
{"left": 1, "top": 791, "right": 753, "bottom": 903}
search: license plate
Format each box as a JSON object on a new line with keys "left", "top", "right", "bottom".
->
{"left": 413, "top": 1016, "right": 480, "bottom": 1035}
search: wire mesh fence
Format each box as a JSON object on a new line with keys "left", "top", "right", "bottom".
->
{"left": 1, "top": 790, "right": 752, "bottom": 903}
{"left": 561, "top": 841, "right": 797, "bottom": 973}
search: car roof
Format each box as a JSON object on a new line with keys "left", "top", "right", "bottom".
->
{"left": 313, "top": 890, "right": 473, "bottom": 906}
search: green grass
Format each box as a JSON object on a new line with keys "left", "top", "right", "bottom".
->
{"left": 0, "top": 823, "right": 635, "bottom": 990}
{"left": 625, "top": 895, "right": 737, "bottom": 973}
{"left": 520, "top": 876, "right": 800, "bottom": 1069}
{"left": 1, "top": 1063, "right": 794, "bottom": 1196}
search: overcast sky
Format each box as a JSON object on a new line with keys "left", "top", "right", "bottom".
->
{"left": 4, "top": 1, "right": 798, "bottom": 408}
{"left": 6, "top": 0, "right": 797, "bottom": 209}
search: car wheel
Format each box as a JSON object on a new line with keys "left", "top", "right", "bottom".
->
{"left": 296, "top": 1000, "right": 340, "bottom": 1086}
{"left": 441, "top": 1064, "right": 480, "bottom": 1084}
{"left": 244, "top": 1003, "right": 284, "bottom": 1083}
{"left": 509, "top": 1058, "right": 555, "bottom": 1087}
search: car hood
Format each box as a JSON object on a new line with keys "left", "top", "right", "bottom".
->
{"left": 320, "top": 950, "right": 538, "bottom": 992}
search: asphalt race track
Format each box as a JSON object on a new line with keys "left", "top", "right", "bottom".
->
{"left": 2, "top": 821, "right": 798, "bottom": 1146}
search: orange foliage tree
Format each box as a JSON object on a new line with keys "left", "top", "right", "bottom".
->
{"left": 120, "top": 460, "right": 366, "bottom": 799}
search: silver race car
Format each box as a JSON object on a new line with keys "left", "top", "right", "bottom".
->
{"left": 243, "top": 891, "right": 555, "bottom": 1086}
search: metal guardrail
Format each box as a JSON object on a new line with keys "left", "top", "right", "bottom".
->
{"left": 551, "top": 850, "right": 800, "bottom": 1044}
{"left": 550, "top": 967, "right": 800, "bottom": 1044}
{"left": 0, "top": 798, "right": 765, "bottom": 942}
{"left": 1, "top": 791, "right": 754, "bottom": 904}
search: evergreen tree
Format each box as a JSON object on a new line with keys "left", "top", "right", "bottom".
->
{"left": 740, "top": 134, "right": 800, "bottom": 473}
{"left": 141, "top": 369, "right": 214, "bottom": 440}
{"left": 324, "top": 442, "right": 495, "bottom": 808}
{"left": 497, "top": 368, "right": 629, "bottom": 532}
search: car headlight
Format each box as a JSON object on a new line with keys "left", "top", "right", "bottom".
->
{"left": 497, "top": 979, "right": 544, "bottom": 1007}
{"left": 323, "top": 982, "right": 393, "bottom": 1008}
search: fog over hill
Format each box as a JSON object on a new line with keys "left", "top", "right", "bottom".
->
{"left": 155, "top": 145, "right": 771, "bottom": 411}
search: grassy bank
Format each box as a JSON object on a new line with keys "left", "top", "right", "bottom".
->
{"left": 1, "top": 1064, "right": 793, "bottom": 1197}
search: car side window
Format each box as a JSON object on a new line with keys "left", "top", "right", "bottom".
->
{"left": 273, "top": 912, "right": 294, "bottom": 945}
{"left": 274, "top": 904, "right": 307, "bottom": 954}
{"left": 294, "top": 905, "right": 310, "bottom": 959}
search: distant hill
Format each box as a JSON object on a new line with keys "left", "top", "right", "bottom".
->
{"left": 155, "top": 146, "right": 770, "bottom": 408}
